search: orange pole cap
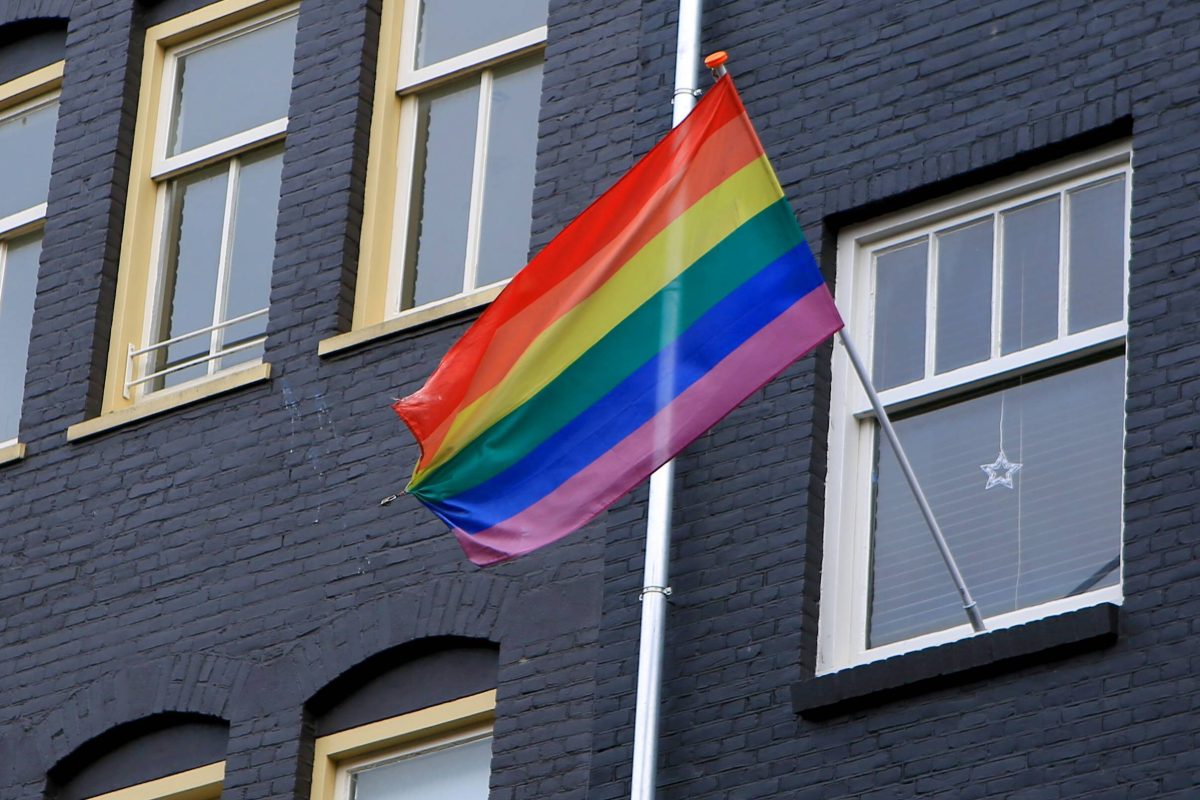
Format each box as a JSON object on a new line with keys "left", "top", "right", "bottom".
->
{"left": 704, "top": 51, "right": 729, "bottom": 69}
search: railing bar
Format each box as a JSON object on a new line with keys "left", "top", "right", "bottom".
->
{"left": 129, "top": 308, "right": 267, "bottom": 357}
{"left": 128, "top": 337, "right": 266, "bottom": 387}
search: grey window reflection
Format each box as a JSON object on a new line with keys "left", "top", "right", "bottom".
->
{"left": 219, "top": 145, "right": 283, "bottom": 371}
{"left": 0, "top": 99, "right": 57, "bottom": 220}
{"left": 1068, "top": 177, "right": 1125, "bottom": 333}
{"left": 153, "top": 163, "right": 229, "bottom": 389}
{"left": 475, "top": 58, "right": 543, "bottom": 288}
{"left": 350, "top": 736, "right": 493, "bottom": 800}
{"left": 873, "top": 240, "right": 927, "bottom": 390}
{"left": 1001, "top": 198, "right": 1059, "bottom": 354}
{"left": 415, "top": 0, "right": 547, "bottom": 67}
{"left": 868, "top": 357, "right": 1124, "bottom": 647}
{"left": 0, "top": 233, "right": 42, "bottom": 441}
{"left": 935, "top": 219, "right": 993, "bottom": 374}
{"left": 168, "top": 13, "right": 297, "bottom": 155}
{"left": 406, "top": 78, "right": 480, "bottom": 308}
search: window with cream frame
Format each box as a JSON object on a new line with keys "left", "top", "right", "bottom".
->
{"left": 818, "top": 143, "right": 1130, "bottom": 672}
{"left": 83, "top": 762, "right": 223, "bottom": 800}
{"left": 100, "top": 0, "right": 297, "bottom": 416}
{"left": 310, "top": 690, "right": 495, "bottom": 800}
{"left": 0, "top": 62, "right": 62, "bottom": 462}
{"left": 337, "top": 0, "right": 547, "bottom": 347}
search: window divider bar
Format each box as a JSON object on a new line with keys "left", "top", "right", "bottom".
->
{"left": 1059, "top": 189, "right": 1070, "bottom": 337}
{"left": 991, "top": 210, "right": 1003, "bottom": 359}
{"left": 0, "top": 204, "right": 48, "bottom": 239}
{"left": 151, "top": 119, "right": 287, "bottom": 181}
{"left": 396, "top": 27, "right": 547, "bottom": 94}
{"left": 128, "top": 307, "right": 268, "bottom": 359}
{"left": 210, "top": 156, "right": 242, "bottom": 376}
{"left": 462, "top": 69, "right": 494, "bottom": 294}
{"left": 925, "top": 232, "right": 937, "bottom": 378}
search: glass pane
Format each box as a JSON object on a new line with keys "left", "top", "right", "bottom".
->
{"left": 935, "top": 219, "right": 993, "bottom": 373}
{"left": 872, "top": 240, "right": 927, "bottom": 390}
{"left": 1068, "top": 177, "right": 1125, "bottom": 333}
{"left": 406, "top": 78, "right": 480, "bottom": 309}
{"left": 415, "top": 0, "right": 547, "bottom": 67}
{"left": 475, "top": 58, "right": 543, "bottom": 288}
{"left": 351, "top": 736, "right": 492, "bottom": 800}
{"left": 168, "top": 13, "right": 297, "bottom": 155}
{"left": 219, "top": 145, "right": 283, "bottom": 370}
{"left": 0, "top": 233, "right": 42, "bottom": 441}
{"left": 0, "top": 99, "right": 57, "bottom": 220}
{"left": 153, "top": 162, "right": 230, "bottom": 389}
{"left": 1001, "top": 197, "right": 1059, "bottom": 354}
{"left": 868, "top": 357, "right": 1124, "bottom": 648}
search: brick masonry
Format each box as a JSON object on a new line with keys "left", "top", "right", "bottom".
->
{"left": 2, "top": 0, "right": 1199, "bottom": 798}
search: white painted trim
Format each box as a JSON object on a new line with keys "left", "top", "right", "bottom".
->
{"left": 818, "top": 144, "right": 1133, "bottom": 674}
{"left": 397, "top": 27, "right": 547, "bottom": 94}
{"left": 0, "top": 203, "right": 48, "bottom": 239}
{"left": 461, "top": 68, "right": 494, "bottom": 293}
{"left": 151, "top": 119, "right": 287, "bottom": 180}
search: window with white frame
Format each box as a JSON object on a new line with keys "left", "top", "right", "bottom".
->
{"left": 0, "top": 76, "right": 59, "bottom": 447}
{"left": 386, "top": 0, "right": 546, "bottom": 314}
{"left": 819, "top": 144, "right": 1130, "bottom": 671}
{"left": 128, "top": 4, "right": 296, "bottom": 397}
{"left": 334, "top": 727, "right": 493, "bottom": 800}
{"left": 309, "top": 691, "right": 496, "bottom": 800}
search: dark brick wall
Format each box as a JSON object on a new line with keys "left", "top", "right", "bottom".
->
{"left": 2, "top": 0, "right": 1199, "bottom": 798}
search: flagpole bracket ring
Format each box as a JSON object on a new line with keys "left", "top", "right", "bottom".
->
{"left": 640, "top": 585, "right": 673, "bottom": 600}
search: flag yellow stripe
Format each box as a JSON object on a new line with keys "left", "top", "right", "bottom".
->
{"left": 417, "top": 155, "right": 784, "bottom": 480}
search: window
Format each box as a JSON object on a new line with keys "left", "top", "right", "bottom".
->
{"left": 330, "top": 0, "right": 547, "bottom": 349}
{"left": 98, "top": 0, "right": 297, "bottom": 418}
{"left": 310, "top": 691, "right": 495, "bottom": 800}
{"left": 83, "top": 763, "right": 223, "bottom": 800}
{"left": 818, "top": 144, "right": 1130, "bottom": 672}
{"left": 0, "top": 61, "right": 61, "bottom": 460}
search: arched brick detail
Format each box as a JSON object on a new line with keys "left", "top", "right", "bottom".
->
{"left": 294, "top": 573, "right": 520, "bottom": 704}
{"left": 35, "top": 652, "right": 249, "bottom": 775}
{"left": 0, "top": 1, "right": 72, "bottom": 27}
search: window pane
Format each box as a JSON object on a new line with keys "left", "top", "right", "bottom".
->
{"left": 415, "top": 0, "right": 547, "bottom": 67}
{"left": 868, "top": 357, "right": 1124, "bottom": 648}
{"left": 1068, "top": 177, "right": 1125, "bottom": 333}
{"left": 1001, "top": 197, "right": 1059, "bottom": 354}
{"left": 0, "top": 99, "right": 57, "bottom": 220}
{"left": 219, "top": 145, "right": 283, "bottom": 370}
{"left": 168, "top": 13, "right": 297, "bottom": 155}
{"left": 0, "top": 233, "right": 42, "bottom": 441}
{"left": 935, "top": 219, "right": 993, "bottom": 374}
{"left": 406, "top": 78, "right": 480, "bottom": 309}
{"left": 153, "top": 162, "right": 230, "bottom": 389}
{"left": 351, "top": 736, "right": 492, "bottom": 800}
{"left": 474, "top": 58, "right": 543, "bottom": 288}
{"left": 872, "top": 240, "right": 927, "bottom": 390}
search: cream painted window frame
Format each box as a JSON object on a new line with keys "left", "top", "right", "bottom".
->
{"left": 99, "top": 0, "right": 296, "bottom": 418}
{"left": 310, "top": 690, "right": 496, "bottom": 800}
{"left": 0, "top": 61, "right": 64, "bottom": 463}
{"left": 84, "top": 761, "right": 224, "bottom": 800}
{"left": 818, "top": 142, "right": 1132, "bottom": 675}
{"left": 321, "top": 1, "right": 545, "bottom": 354}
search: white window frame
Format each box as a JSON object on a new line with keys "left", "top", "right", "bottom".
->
{"left": 332, "top": 724, "right": 493, "bottom": 800}
{"left": 818, "top": 142, "right": 1132, "bottom": 674}
{"left": 0, "top": 88, "right": 60, "bottom": 452}
{"left": 385, "top": 3, "right": 547, "bottom": 317}
{"left": 128, "top": 4, "right": 296, "bottom": 400}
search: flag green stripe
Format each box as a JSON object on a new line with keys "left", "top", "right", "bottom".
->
{"left": 413, "top": 198, "right": 803, "bottom": 502}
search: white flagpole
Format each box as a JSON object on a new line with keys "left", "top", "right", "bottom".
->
{"left": 630, "top": 1, "right": 702, "bottom": 797}
{"left": 839, "top": 330, "right": 986, "bottom": 632}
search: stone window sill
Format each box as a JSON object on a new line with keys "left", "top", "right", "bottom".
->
{"left": 792, "top": 603, "right": 1119, "bottom": 719}
{"left": 0, "top": 441, "right": 27, "bottom": 466}
{"left": 66, "top": 363, "right": 271, "bottom": 442}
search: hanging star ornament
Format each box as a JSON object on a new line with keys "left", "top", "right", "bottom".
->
{"left": 980, "top": 449, "right": 1023, "bottom": 490}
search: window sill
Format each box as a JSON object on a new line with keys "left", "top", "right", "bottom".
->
{"left": 792, "top": 603, "right": 1119, "bottom": 719}
{"left": 318, "top": 284, "right": 505, "bottom": 357}
{"left": 66, "top": 362, "right": 271, "bottom": 442}
{"left": 0, "top": 441, "right": 26, "bottom": 466}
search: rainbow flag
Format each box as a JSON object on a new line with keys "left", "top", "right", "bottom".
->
{"left": 393, "top": 76, "right": 842, "bottom": 566}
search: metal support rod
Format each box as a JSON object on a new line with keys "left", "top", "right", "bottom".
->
{"left": 630, "top": 2, "right": 702, "bottom": 799}
{"left": 839, "top": 330, "right": 986, "bottom": 632}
